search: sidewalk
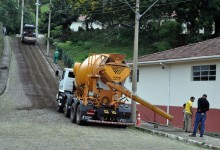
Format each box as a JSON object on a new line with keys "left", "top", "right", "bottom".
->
{"left": 135, "top": 122, "right": 220, "bottom": 149}
{"left": 36, "top": 35, "right": 63, "bottom": 79}
{"left": 36, "top": 36, "right": 220, "bottom": 150}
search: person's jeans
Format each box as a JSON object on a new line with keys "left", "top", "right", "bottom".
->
{"left": 192, "top": 112, "right": 206, "bottom": 136}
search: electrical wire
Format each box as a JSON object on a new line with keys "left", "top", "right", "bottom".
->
{"left": 71, "top": 0, "right": 219, "bottom": 21}
{"left": 74, "top": 0, "right": 194, "bottom": 15}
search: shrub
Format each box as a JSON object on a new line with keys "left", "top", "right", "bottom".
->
{"left": 83, "top": 42, "right": 92, "bottom": 50}
{"left": 63, "top": 53, "right": 74, "bottom": 68}
{"left": 51, "top": 25, "right": 62, "bottom": 39}
{"left": 77, "top": 41, "right": 83, "bottom": 46}
{"left": 153, "top": 41, "right": 171, "bottom": 52}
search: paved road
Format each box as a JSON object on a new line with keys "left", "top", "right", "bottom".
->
{"left": 0, "top": 37, "right": 208, "bottom": 150}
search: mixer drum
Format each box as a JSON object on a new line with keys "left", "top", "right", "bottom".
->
{"left": 73, "top": 54, "right": 130, "bottom": 90}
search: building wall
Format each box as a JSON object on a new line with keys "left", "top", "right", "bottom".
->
{"left": 124, "top": 59, "right": 220, "bottom": 132}
{"left": 70, "top": 22, "right": 83, "bottom": 32}
{"left": 70, "top": 21, "right": 102, "bottom": 32}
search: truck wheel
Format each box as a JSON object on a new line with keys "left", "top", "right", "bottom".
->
{"left": 117, "top": 125, "right": 127, "bottom": 129}
{"left": 57, "top": 105, "right": 63, "bottom": 113}
{"left": 76, "top": 105, "right": 83, "bottom": 125}
{"left": 64, "top": 101, "right": 70, "bottom": 118}
{"left": 70, "top": 104, "right": 76, "bottom": 123}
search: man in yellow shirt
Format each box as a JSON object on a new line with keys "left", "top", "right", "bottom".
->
{"left": 184, "top": 96, "right": 195, "bottom": 132}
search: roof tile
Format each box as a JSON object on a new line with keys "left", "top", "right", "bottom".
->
{"left": 137, "top": 37, "right": 220, "bottom": 62}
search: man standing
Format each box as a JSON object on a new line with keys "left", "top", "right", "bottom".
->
{"left": 184, "top": 97, "right": 195, "bottom": 132}
{"left": 190, "top": 94, "right": 210, "bottom": 137}
{"left": 54, "top": 48, "right": 59, "bottom": 64}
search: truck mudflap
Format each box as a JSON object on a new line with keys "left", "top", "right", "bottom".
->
{"left": 86, "top": 120, "right": 135, "bottom": 126}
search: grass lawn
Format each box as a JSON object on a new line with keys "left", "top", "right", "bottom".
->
{"left": 60, "top": 40, "right": 135, "bottom": 63}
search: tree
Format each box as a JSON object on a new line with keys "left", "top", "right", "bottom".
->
{"left": 68, "top": 0, "right": 136, "bottom": 27}
{"left": 173, "top": 0, "right": 220, "bottom": 41}
{"left": 207, "top": 0, "right": 220, "bottom": 37}
{"left": 0, "top": 0, "right": 20, "bottom": 34}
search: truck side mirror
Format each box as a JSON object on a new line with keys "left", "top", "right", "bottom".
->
{"left": 55, "top": 70, "right": 59, "bottom": 77}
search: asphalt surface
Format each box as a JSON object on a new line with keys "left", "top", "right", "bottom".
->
{"left": 1, "top": 35, "right": 220, "bottom": 149}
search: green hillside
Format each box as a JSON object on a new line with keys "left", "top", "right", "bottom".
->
{"left": 53, "top": 21, "right": 184, "bottom": 66}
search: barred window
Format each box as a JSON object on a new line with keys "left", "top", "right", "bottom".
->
{"left": 192, "top": 65, "right": 216, "bottom": 81}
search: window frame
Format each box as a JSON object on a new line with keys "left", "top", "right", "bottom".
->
{"left": 192, "top": 65, "right": 216, "bottom": 81}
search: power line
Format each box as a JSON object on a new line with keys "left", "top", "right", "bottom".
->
{"left": 154, "top": 0, "right": 193, "bottom": 6}
{"left": 73, "top": 0, "right": 220, "bottom": 22}
{"left": 74, "top": 0, "right": 193, "bottom": 15}
{"left": 75, "top": 0, "right": 193, "bottom": 11}
{"left": 74, "top": 1, "right": 135, "bottom": 12}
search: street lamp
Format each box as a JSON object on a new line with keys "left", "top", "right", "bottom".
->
{"left": 35, "top": 0, "right": 40, "bottom": 38}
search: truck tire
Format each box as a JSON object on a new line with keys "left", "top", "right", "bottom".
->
{"left": 57, "top": 105, "right": 63, "bottom": 113}
{"left": 64, "top": 101, "right": 70, "bottom": 118}
{"left": 117, "top": 125, "right": 127, "bottom": 129}
{"left": 76, "top": 105, "right": 83, "bottom": 125}
{"left": 70, "top": 104, "right": 76, "bottom": 123}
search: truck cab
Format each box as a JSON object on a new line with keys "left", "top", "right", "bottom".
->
{"left": 56, "top": 68, "right": 75, "bottom": 114}
{"left": 21, "top": 24, "right": 36, "bottom": 44}
{"left": 59, "top": 68, "right": 75, "bottom": 93}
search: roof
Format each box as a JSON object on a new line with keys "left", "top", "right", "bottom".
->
{"left": 135, "top": 37, "right": 220, "bottom": 64}
{"left": 77, "top": 15, "right": 87, "bottom": 21}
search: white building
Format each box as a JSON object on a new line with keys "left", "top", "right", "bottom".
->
{"left": 70, "top": 15, "right": 103, "bottom": 32}
{"left": 125, "top": 37, "right": 220, "bottom": 132}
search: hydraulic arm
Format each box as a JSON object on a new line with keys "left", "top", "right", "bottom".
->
{"left": 106, "top": 82, "right": 173, "bottom": 120}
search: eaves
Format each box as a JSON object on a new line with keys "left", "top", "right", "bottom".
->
{"left": 127, "top": 55, "right": 220, "bottom": 66}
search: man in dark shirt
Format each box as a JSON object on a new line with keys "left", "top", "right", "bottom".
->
{"left": 189, "top": 94, "right": 209, "bottom": 137}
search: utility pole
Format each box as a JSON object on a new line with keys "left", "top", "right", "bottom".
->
{"left": 20, "top": 0, "right": 24, "bottom": 37}
{"left": 46, "top": 0, "right": 52, "bottom": 56}
{"left": 130, "top": 0, "right": 159, "bottom": 123}
{"left": 35, "top": 0, "right": 39, "bottom": 38}
{"left": 131, "top": 0, "right": 140, "bottom": 123}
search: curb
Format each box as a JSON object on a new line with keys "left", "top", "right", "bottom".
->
{"left": 134, "top": 126, "right": 220, "bottom": 149}
{"left": 36, "top": 38, "right": 63, "bottom": 80}
{"left": 0, "top": 36, "right": 11, "bottom": 96}
{"left": 36, "top": 42, "right": 55, "bottom": 72}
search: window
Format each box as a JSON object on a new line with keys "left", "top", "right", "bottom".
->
{"left": 68, "top": 72, "right": 75, "bottom": 78}
{"left": 192, "top": 65, "right": 216, "bottom": 81}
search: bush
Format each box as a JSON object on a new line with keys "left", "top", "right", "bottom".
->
{"left": 153, "top": 41, "right": 171, "bottom": 52}
{"left": 80, "top": 54, "right": 89, "bottom": 62}
{"left": 51, "top": 25, "right": 62, "bottom": 39}
{"left": 83, "top": 42, "right": 92, "bottom": 50}
{"left": 63, "top": 53, "right": 74, "bottom": 68}
{"left": 77, "top": 41, "right": 83, "bottom": 46}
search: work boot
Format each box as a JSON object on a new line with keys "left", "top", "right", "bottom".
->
{"left": 189, "top": 134, "right": 196, "bottom": 137}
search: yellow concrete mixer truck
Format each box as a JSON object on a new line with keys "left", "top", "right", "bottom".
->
{"left": 56, "top": 53, "right": 173, "bottom": 126}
